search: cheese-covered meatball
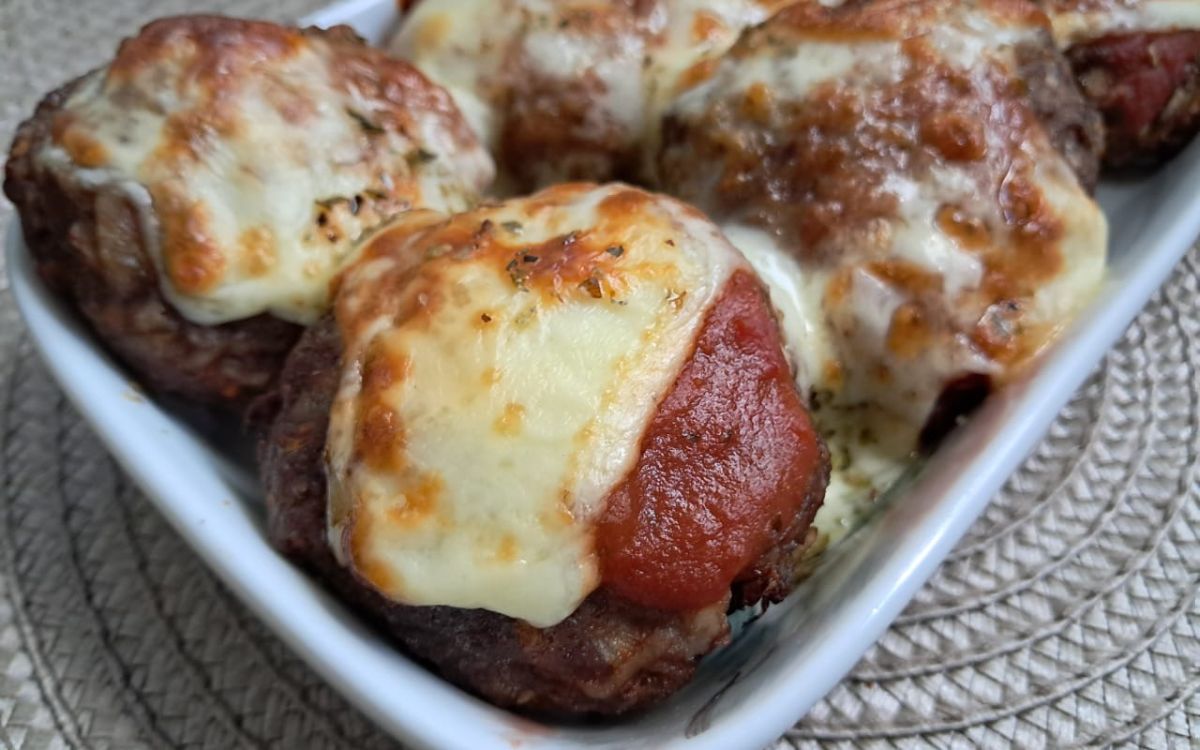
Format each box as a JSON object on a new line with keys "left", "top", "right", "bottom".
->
{"left": 390, "top": 0, "right": 793, "bottom": 190}
{"left": 259, "top": 183, "right": 829, "bottom": 715}
{"left": 657, "top": 0, "right": 1108, "bottom": 449}
{"left": 392, "top": 0, "right": 656, "bottom": 190}
{"left": 4, "top": 16, "right": 493, "bottom": 407}
{"left": 1042, "top": 0, "right": 1200, "bottom": 168}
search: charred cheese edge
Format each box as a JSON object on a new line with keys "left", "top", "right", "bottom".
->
{"left": 1044, "top": 0, "right": 1200, "bottom": 46}
{"left": 325, "top": 184, "right": 747, "bottom": 626}
{"left": 36, "top": 19, "right": 494, "bottom": 326}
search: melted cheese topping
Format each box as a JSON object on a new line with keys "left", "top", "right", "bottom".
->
{"left": 326, "top": 184, "right": 746, "bottom": 626}
{"left": 665, "top": 1, "right": 1107, "bottom": 433}
{"left": 724, "top": 222, "right": 915, "bottom": 544}
{"left": 659, "top": 1, "right": 1107, "bottom": 542}
{"left": 1044, "top": 0, "right": 1200, "bottom": 47}
{"left": 392, "top": 0, "right": 795, "bottom": 183}
{"left": 390, "top": 0, "right": 531, "bottom": 150}
{"left": 38, "top": 19, "right": 493, "bottom": 325}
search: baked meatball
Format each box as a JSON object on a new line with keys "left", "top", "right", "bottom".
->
{"left": 259, "top": 183, "right": 830, "bottom": 715}
{"left": 1042, "top": 0, "right": 1200, "bottom": 168}
{"left": 657, "top": 0, "right": 1108, "bottom": 452}
{"left": 4, "top": 16, "right": 493, "bottom": 408}
{"left": 392, "top": 0, "right": 656, "bottom": 190}
{"left": 390, "top": 0, "right": 794, "bottom": 190}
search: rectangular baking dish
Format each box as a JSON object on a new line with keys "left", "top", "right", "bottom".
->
{"left": 8, "top": 0, "right": 1200, "bottom": 747}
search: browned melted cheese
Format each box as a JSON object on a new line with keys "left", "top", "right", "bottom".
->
{"left": 326, "top": 183, "right": 749, "bottom": 625}
{"left": 37, "top": 16, "right": 494, "bottom": 325}
{"left": 659, "top": 0, "right": 1107, "bottom": 441}
{"left": 391, "top": 1, "right": 796, "bottom": 187}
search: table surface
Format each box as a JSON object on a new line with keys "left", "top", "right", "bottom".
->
{"left": 1, "top": 1, "right": 1198, "bottom": 748}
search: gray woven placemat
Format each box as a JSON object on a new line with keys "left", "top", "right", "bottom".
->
{"left": 1, "top": 2, "right": 1198, "bottom": 748}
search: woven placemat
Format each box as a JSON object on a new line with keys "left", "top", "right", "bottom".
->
{"left": 2, "top": 1, "right": 1198, "bottom": 748}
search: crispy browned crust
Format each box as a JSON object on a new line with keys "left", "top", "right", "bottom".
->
{"left": 1066, "top": 30, "right": 1200, "bottom": 170}
{"left": 4, "top": 75, "right": 302, "bottom": 409}
{"left": 256, "top": 315, "right": 823, "bottom": 717}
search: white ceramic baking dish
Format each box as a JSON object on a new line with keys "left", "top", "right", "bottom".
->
{"left": 8, "top": 0, "right": 1200, "bottom": 747}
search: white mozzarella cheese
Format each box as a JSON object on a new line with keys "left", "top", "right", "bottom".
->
{"left": 325, "top": 184, "right": 746, "bottom": 626}
{"left": 38, "top": 21, "right": 493, "bottom": 326}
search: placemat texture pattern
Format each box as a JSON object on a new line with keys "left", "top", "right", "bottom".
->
{"left": 1, "top": 1, "right": 1198, "bottom": 748}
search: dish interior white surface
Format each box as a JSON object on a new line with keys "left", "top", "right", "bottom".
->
{"left": 8, "top": 1, "right": 1200, "bottom": 748}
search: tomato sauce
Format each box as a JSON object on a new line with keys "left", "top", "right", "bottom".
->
{"left": 595, "top": 270, "right": 827, "bottom": 611}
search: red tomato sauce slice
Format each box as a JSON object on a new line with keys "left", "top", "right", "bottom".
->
{"left": 595, "top": 269, "right": 827, "bottom": 611}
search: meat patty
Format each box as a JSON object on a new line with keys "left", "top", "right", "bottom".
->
{"left": 497, "top": 1, "right": 655, "bottom": 190}
{"left": 258, "top": 183, "right": 830, "bottom": 716}
{"left": 4, "top": 16, "right": 492, "bottom": 410}
{"left": 5, "top": 79, "right": 303, "bottom": 407}
{"left": 1067, "top": 30, "right": 1200, "bottom": 168}
{"left": 1015, "top": 32, "right": 1107, "bottom": 190}
{"left": 258, "top": 314, "right": 823, "bottom": 716}
{"left": 655, "top": 0, "right": 1108, "bottom": 452}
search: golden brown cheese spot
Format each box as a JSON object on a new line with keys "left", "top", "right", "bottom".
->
{"left": 238, "top": 227, "right": 277, "bottom": 276}
{"left": 823, "top": 358, "right": 845, "bottom": 389}
{"left": 153, "top": 187, "right": 225, "bottom": 294}
{"left": 741, "top": 82, "right": 775, "bottom": 125}
{"left": 52, "top": 114, "right": 110, "bottom": 168}
{"left": 156, "top": 109, "right": 236, "bottom": 165}
{"left": 866, "top": 259, "right": 942, "bottom": 297}
{"left": 677, "top": 57, "right": 721, "bottom": 93}
{"left": 383, "top": 472, "right": 444, "bottom": 528}
{"left": 539, "top": 506, "right": 575, "bottom": 531}
{"left": 920, "top": 110, "right": 987, "bottom": 162}
{"left": 826, "top": 267, "right": 852, "bottom": 306}
{"left": 938, "top": 204, "right": 991, "bottom": 250}
{"left": 354, "top": 345, "right": 410, "bottom": 471}
{"left": 494, "top": 534, "right": 520, "bottom": 563}
{"left": 692, "top": 11, "right": 729, "bottom": 44}
{"left": 494, "top": 402, "right": 526, "bottom": 436}
{"left": 972, "top": 300, "right": 1058, "bottom": 370}
{"left": 887, "top": 302, "right": 934, "bottom": 359}
{"left": 356, "top": 401, "right": 405, "bottom": 471}
{"left": 985, "top": 172, "right": 1066, "bottom": 300}
{"left": 505, "top": 231, "right": 629, "bottom": 303}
